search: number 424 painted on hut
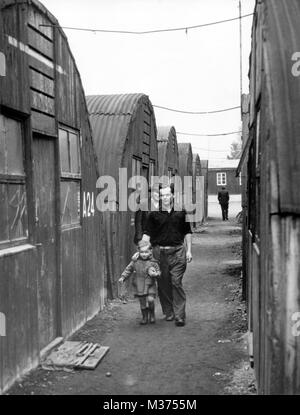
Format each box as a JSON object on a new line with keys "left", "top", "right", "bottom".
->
{"left": 83, "top": 191, "right": 95, "bottom": 217}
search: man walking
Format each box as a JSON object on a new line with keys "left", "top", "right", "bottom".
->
{"left": 142, "top": 185, "right": 192, "bottom": 327}
{"left": 134, "top": 185, "right": 160, "bottom": 246}
{"left": 217, "top": 186, "right": 229, "bottom": 220}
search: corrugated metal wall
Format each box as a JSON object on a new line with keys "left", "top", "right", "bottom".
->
{"left": 241, "top": 0, "right": 300, "bottom": 394}
{"left": 0, "top": 0, "right": 105, "bottom": 393}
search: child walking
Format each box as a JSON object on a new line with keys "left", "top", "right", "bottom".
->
{"left": 119, "top": 241, "right": 160, "bottom": 324}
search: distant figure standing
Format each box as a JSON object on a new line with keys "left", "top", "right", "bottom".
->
{"left": 218, "top": 187, "right": 229, "bottom": 221}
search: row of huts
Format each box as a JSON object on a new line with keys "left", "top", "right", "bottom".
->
{"left": 0, "top": 0, "right": 208, "bottom": 393}
{"left": 238, "top": 0, "right": 300, "bottom": 394}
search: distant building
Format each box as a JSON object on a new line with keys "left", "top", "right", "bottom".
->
{"left": 208, "top": 159, "right": 241, "bottom": 195}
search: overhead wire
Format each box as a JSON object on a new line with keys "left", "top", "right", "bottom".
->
{"left": 177, "top": 131, "right": 241, "bottom": 137}
{"left": 39, "top": 9, "right": 249, "bottom": 140}
{"left": 153, "top": 105, "right": 240, "bottom": 114}
{"left": 39, "top": 13, "right": 254, "bottom": 34}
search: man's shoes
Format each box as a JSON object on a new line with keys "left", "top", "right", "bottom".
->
{"left": 166, "top": 314, "right": 175, "bottom": 321}
{"left": 175, "top": 318, "right": 185, "bottom": 327}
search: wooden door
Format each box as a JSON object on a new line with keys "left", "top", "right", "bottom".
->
{"left": 33, "top": 135, "right": 59, "bottom": 350}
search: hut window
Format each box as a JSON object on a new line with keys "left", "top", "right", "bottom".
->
{"left": 0, "top": 115, "right": 28, "bottom": 246}
{"left": 216, "top": 172, "right": 226, "bottom": 186}
{"left": 59, "top": 127, "right": 81, "bottom": 227}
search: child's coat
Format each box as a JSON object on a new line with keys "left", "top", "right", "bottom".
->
{"left": 121, "top": 256, "right": 160, "bottom": 297}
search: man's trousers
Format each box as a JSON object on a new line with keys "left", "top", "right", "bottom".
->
{"left": 220, "top": 203, "right": 228, "bottom": 220}
{"left": 153, "top": 245, "right": 187, "bottom": 320}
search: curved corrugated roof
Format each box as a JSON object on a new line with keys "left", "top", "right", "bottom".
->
{"left": 86, "top": 93, "right": 151, "bottom": 178}
{"left": 87, "top": 93, "right": 145, "bottom": 116}
{"left": 157, "top": 126, "right": 179, "bottom": 176}
{"left": 157, "top": 126, "right": 172, "bottom": 142}
{"left": 192, "top": 153, "right": 201, "bottom": 176}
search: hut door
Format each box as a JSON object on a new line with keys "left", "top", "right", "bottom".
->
{"left": 33, "top": 135, "right": 59, "bottom": 351}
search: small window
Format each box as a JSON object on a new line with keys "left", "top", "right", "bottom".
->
{"left": 217, "top": 172, "right": 226, "bottom": 186}
{"left": 0, "top": 115, "right": 28, "bottom": 246}
{"left": 59, "top": 127, "right": 81, "bottom": 227}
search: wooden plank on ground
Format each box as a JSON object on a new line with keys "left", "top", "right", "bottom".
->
{"left": 42, "top": 341, "right": 109, "bottom": 370}
{"left": 78, "top": 346, "right": 110, "bottom": 370}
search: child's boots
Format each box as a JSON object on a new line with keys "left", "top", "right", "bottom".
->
{"left": 148, "top": 302, "right": 155, "bottom": 324}
{"left": 140, "top": 308, "right": 148, "bottom": 325}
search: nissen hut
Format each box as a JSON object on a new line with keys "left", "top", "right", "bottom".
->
{"left": 192, "top": 153, "right": 204, "bottom": 224}
{"left": 177, "top": 142, "right": 193, "bottom": 208}
{"left": 86, "top": 94, "right": 158, "bottom": 299}
{"left": 157, "top": 126, "right": 179, "bottom": 180}
{"left": 0, "top": 0, "right": 104, "bottom": 393}
{"left": 238, "top": 0, "right": 300, "bottom": 394}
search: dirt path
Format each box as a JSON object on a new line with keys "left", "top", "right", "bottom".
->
{"left": 7, "top": 218, "right": 256, "bottom": 395}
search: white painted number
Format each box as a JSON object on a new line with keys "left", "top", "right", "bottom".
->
{"left": 83, "top": 191, "right": 95, "bottom": 218}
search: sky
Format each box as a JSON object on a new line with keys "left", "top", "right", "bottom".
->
{"left": 42, "top": 0, "right": 255, "bottom": 162}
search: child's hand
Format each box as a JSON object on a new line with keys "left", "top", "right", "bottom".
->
{"left": 119, "top": 277, "right": 125, "bottom": 284}
{"left": 131, "top": 252, "right": 139, "bottom": 262}
{"left": 148, "top": 266, "right": 160, "bottom": 278}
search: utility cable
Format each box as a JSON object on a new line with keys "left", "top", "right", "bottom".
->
{"left": 39, "top": 13, "right": 254, "bottom": 35}
{"left": 177, "top": 130, "right": 241, "bottom": 137}
{"left": 153, "top": 105, "right": 240, "bottom": 114}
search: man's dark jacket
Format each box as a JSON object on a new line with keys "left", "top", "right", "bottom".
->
{"left": 217, "top": 190, "right": 229, "bottom": 205}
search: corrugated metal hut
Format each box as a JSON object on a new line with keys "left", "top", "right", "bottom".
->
{"left": 86, "top": 94, "right": 158, "bottom": 299}
{"left": 177, "top": 143, "right": 193, "bottom": 211}
{"left": 0, "top": 0, "right": 105, "bottom": 393}
{"left": 157, "top": 126, "right": 179, "bottom": 179}
{"left": 192, "top": 153, "right": 204, "bottom": 224}
{"left": 237, "top": 0, "right": 300, "bottom": 394}
{"left": 178, "top": 141, "right": 193, "bottom": 186}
